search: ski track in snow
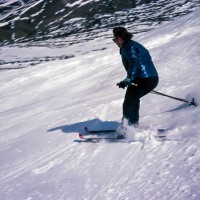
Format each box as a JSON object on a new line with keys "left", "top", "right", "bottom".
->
{"left": 0, "top": 9, "right": 200, "bottom": 200}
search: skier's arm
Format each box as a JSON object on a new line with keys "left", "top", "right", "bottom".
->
{"left": 124, "top": 45, "right": 140, "bottom": 81}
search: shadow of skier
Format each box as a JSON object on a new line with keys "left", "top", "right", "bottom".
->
{"left": 47, "top": 118, "right": 119, "bottom": 135}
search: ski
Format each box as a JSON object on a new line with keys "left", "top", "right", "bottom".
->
{"left": 84, "top": 126, "right": 116, "bottom": 134}
{"left": 79, "top": 133, "right": 115, "bottom": 140}
{"left": 84, "top": 126, "right": 170, "bottom": 135}
{"left": 78, "top": 127, "right": 123, "bottom": 141}
{"left": 77, "top": 126, "right": 171, "bottom": 142}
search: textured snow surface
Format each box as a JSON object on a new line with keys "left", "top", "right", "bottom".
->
{"left": 0, "top": 10, "right": 200, "bottom": 200}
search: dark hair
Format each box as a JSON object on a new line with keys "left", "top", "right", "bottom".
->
{"left": 113, "top": 27, "right": 133, "bottom": 41}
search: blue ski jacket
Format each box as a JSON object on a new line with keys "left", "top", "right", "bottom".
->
{"left": 120, "top": 39, "right": 158, "bottom": 81}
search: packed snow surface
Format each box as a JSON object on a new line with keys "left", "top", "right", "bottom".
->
{"left": 0, "top": 9, "right": 200, "bottom": 200}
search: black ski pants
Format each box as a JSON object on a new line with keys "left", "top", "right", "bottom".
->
{"left": 123, "top": 76, "right": 159, "bottom": 125}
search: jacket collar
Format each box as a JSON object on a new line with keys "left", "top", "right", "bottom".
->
{"left": 122, "top": 39, "right": 131, "bottom": 48}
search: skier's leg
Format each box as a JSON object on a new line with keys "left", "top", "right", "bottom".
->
{"left": 122, "top": 77, "right": 158, "bottom": 126}
{"left": 136, "top": 76, "right": 159, "bottom": 98}
{"left": 123, "top": 85, "right": 144, "bottom": 126}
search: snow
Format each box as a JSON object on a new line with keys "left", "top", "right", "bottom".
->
{"left": 19, "top": 0, "right": 44, "bottom": 16}
{"left": 0, "top": 0, "right": 19, "bottom": 8}
{"left": 66, "top": 0, "right": 98, "bottom": 8}
{"left": 0, "top": 9, "right": 200, "bottom": 200}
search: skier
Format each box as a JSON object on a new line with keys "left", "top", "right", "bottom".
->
{"left": 113, "top": 27, "right": 159, "bottom": 129}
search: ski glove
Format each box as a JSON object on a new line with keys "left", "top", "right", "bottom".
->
{"left": 123, "top": 77, "right": 132, "bottom": 86}
{"left": 117, "top": 77, "right": 132, "bottom": 89}
{"left": 117, "top": 81, "right": 126, "bottom": 89}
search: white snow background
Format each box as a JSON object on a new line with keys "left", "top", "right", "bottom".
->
{"left": 0, "top": 9, "right": 200, "bottom": 200}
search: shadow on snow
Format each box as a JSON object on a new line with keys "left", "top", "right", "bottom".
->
{"left": 47, "top": 118, "right": 119, "bottom": 135}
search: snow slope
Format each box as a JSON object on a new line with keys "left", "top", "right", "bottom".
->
{"left": 0, "top": 9, "right": 200, "bottom": 200}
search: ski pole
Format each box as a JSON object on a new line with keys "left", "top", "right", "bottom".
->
{"left": 134, "top": 83, "right": 197, "bottom": 107}
{"left": 117, "top": 82, "right": 198, "bottom": 107}
{"left": 150, "top": 90, "right": 197, "bottom": 106}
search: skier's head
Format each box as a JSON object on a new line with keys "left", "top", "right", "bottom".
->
{"left": 113, "top": 27, "right": 133, "bottom": 42}
{"left": 112, "top": 27, "right": 133, "bottom": 48}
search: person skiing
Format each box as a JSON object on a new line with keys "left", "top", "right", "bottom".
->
{"left": 113, "top": 26, "right": 159, "bottom": 129}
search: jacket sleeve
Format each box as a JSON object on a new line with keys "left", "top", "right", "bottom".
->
{"left": 124, "top": 45, "right": 140, "bottom": 81}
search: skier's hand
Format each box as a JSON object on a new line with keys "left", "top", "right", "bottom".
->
{"left": 117, "top": 81, "right": 126, "bottom": 89}
{"left": 123, "top": 77, "right": 132, "bottom": 86}
{"left": 117, "top": 77, "right": 132, "bottom": 89}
